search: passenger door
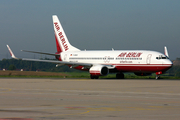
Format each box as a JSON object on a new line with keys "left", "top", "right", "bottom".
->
{"left": 146, "top": 54, "right": 152, "bottom": 64}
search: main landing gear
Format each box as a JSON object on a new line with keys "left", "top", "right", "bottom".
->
{"left": 90, "top": 75, "right": 99, "bottom": 79}
{"left": 90, "top": 74, "right": 124, "bottom": 79}
{"left": 116, "top": 73, "right": 124, "bottom": 79}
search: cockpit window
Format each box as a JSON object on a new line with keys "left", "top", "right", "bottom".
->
{"left": 162, "top": 57, "right": 167, "bottom": 59}
{"left": 156, "top": 55, "right": 169, "bottom": 60}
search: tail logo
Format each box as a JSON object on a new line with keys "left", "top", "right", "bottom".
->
{"left": 54, "top": 22, "right": 69, "bottom": 51}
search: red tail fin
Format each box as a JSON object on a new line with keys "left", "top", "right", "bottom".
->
{"left": 52, "top": 15, "right": 80, "bottom": 53}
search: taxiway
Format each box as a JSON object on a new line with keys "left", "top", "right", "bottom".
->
{"left": 0, "top": 78, "right": 180, "bottom": 120}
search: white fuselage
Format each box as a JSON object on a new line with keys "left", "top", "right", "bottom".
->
{"left": 60, "top": 50, "right": 172, "bottom": 73}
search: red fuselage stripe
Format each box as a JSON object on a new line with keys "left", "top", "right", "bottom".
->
{"left": 114, "top": 64, "right": 172, "bottom": 72}
{"left": 74, "top": 64, "right": 172, "bottom": 73}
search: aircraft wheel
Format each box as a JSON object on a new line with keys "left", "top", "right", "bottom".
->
{"left": 116, "top": 73, "right": 124, "bottom": 79}
{"left": 90, "top": 75, "right": 99, "bottom": 79}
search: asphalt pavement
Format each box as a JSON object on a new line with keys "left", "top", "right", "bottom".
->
{"left": 0, "top": 78, "right": 180, "bottom": 120}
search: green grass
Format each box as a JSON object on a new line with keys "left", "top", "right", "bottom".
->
{"left": 0, "top": 75, "right": 65, "bottom": 78}
{"left": 0, "top": 71, "right": 180, "bottom": 79}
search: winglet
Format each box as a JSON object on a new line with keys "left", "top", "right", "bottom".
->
{"left": 6, "top": 45, "right": 19, "bottom": 59}
{"left": 164, "top": 46, "right": 169, "bottom": 58}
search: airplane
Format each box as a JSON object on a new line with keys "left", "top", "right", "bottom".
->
{"left": 7, "top": 15, "right": 173, "bottom": 79}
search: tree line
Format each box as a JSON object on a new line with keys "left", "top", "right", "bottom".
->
{"left": 0, "top": 58, "right": 180, "bottom": 77}
{"left": 0, "top": 58, "right": 77, "bottom": 72}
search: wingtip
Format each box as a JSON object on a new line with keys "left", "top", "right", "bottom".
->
{"left": 6, "top": 45, "right": 19, "bottom": 59}
{"left": 164, "top": 46, "right": 169, "bottom": 58}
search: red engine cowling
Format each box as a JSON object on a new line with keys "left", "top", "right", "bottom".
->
{"left": 89, "top": 65, "right": 109, "bottom": 76}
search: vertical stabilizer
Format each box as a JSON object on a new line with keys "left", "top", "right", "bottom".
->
{"left": 52, "top": 15, "right": 80, "bottom": 53}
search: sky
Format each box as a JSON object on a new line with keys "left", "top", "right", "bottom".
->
{"left": 0, "top": 0, "right": 180, "bottom": 60}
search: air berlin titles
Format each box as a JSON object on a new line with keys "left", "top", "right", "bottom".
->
{"left": 54, "top": 22, "right": 69, "bottom": 51}
{"left": 118, "top": 52, "right": 142, "bottom": 57}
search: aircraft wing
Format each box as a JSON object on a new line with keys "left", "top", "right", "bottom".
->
{"left": 22, "top": 58, "right": 115, "bottom": 69}
{"left": 22, "top": 58, "right": 92, "bottom": 67}
{"left": 7, "top": 45, "right": 115, "bottom": 69}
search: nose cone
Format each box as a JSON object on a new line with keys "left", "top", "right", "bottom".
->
{"left": 166, "top": 59, "right": 173, "bottom": 68}
{"left": 169, "top": 60, "right": 173, "bottom": 67}
{"left": 161, "top": 59, "right": 173, "bottom": 72}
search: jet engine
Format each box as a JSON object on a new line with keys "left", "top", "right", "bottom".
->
{"left": 89, "top": 65, "right": 109, "bottom": 76}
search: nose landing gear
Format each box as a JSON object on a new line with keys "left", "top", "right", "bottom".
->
{"left": 155, "top": 75, "right": 160, "bottom": 79}
{"left": 155, "top": 71, "right": 162, "bottom": 79}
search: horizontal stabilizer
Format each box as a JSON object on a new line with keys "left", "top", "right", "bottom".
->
{"left": 21, "top": 50, "right": 59, "bottom": 56}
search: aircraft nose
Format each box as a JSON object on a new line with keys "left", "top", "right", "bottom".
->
{"left": 168, "top": 59, "right": 173, "bottom": 67}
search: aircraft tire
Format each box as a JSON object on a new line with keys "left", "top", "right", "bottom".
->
{"left": 116, "top": 73, "right": 124, "bottom": 79}
{"left": 90, "top": 75, "right": 99, "bottom": 79}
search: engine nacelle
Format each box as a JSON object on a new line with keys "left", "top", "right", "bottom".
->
{"left": 134, "top": 72, "right": 152, "bottom": 76}
{"left": 89, "top": 65, "right": 109, "bottom": 76}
